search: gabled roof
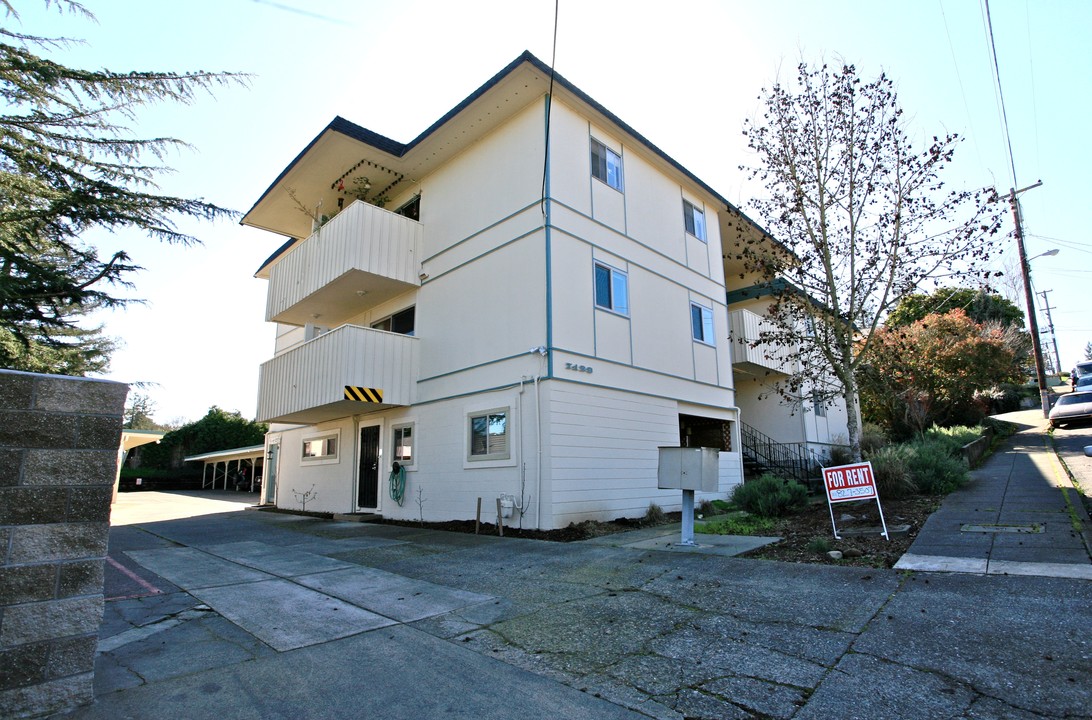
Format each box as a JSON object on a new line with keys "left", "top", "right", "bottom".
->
{"left": 244, "top": 50, "right": 780, "bottom": 261}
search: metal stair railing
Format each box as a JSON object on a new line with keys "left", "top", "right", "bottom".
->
{"left": 739, "top": 421, "right": 822, "bottom": 487}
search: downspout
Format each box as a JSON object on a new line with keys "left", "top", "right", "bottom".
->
{"left": 535, "top": 372, "right": 543, "bottom": 529}
{"left": 540, "top": 91, "right": 553, "bottom": 529}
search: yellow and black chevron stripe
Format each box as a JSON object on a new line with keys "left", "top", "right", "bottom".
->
{"left": 344, "top": 386, "right": 383, "bottom": 403}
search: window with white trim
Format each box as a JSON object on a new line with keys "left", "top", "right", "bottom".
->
{"left": 683, "top": 199, "right": 706, "bottom": 242}
{"left": 590, "top": 138, "right": 623, "bottom": 191}
{"left": 812, "top": 389, "right": 827, "bottom": 418}
{"left": 468, "top": 409, "right": 509, "bottom": 461}
{"left": 594, "top": 262, "right": 629, "bottom": 316}
{"left": 301, "top": 431, "right": 339, "bottom": 464}
{"left": 691, "top": 302, "right": 715, "bottom": 345}
{"left": 392, "top": 423, "right": 415, "bottom": 466}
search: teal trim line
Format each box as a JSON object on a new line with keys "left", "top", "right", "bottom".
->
{"left": 544, "top": 93, "right": 554, "bottom": 379}
{"left": 416, "top": 352, "right": 531, "bottom": 384}
{"left": 551, "top": 347, "right": 733, "bottom": 393}
{"left": 407, "top": 381, "right": 534, "bottom": 409}
{"left": 556, "top": 225, "right": 727, "bottom": 309}
{"left": 551, "top": 198, "right": 723, "bottom": 292}
{"left": 547, "top": 374, "right": 735, "bottom": 407}
{"left": 725, "top": 280, "right": 788, "bottom": 306}
{"left": 424, "top": 226, "right": 544, "bottom": 285}
{"left": 422, "top": 201, "right": 543, "bottom": 265}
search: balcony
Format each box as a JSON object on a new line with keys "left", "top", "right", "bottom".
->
{"left": 257, "top": 324, "right": 419, "bottom": 424}
{"left": 265, "top": 200, "right": 424, "bottom": 327}
{"left": 729, "top": 309, "right": 794, "bottom": 376}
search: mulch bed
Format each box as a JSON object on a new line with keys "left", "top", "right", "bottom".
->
{"left": 377, "top": 496, "right": 939, "bottom": 568}
{"left": 736, "top": 495, "right": 940, "bottom": 567}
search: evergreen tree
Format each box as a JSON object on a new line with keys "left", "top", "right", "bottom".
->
{"left": 0, "top": 0, "right": 245, "bottom": 370}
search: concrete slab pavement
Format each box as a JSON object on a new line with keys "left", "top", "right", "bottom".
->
{"left": 896, "top": 409, "right": 1092, "bottom": 579}
{"left": 61, "top": 472, "right": 1092, "bottom": 719}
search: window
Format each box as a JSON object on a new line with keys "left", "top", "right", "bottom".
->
{"left": 372, "top": 306, "right": 415, "bottom": 336}
{"left": 812, "top": 389, "right": 827, "bottom": 418}
{"left": 468, "top": 409, "right": 509, "bottom": 461}
{"left": 395, "top": 195, "right": 420, "bottom": 221}
{"left": 594, "top": 262, "right": 629, "bottom": 316}
{"left": 683, "top": 200, "right": 706, "bottom": 241}
{"left": 301, "top": 432, "right": 339, "bottom": 463}
{"left": 392, "top": 423, "right": 414, "bottom": 466}
{"left": 590, "top": 138, "right": 623, "bottom": 191}
{"left": 691, "top": 302, "right": 715, "bottom": 344}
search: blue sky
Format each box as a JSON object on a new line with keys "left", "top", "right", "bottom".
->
{"left": 18, "top": 0, "right": 1090, "bottom": 423}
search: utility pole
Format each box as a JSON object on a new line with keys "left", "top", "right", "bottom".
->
{"left": 1037, "top": 289, "right": 1062, "bottom": 379}
{"left": 1010, "top": 181, "right": 1050, "bottom": 417}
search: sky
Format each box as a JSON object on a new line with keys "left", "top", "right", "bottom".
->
{"left": 16, "top": 0, "right": 1091, "bottom": 425}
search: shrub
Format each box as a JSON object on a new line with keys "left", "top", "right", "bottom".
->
{"left": 807, "top": 537, "right": 833, "bottom": 554}
{"left": 924, "top": 424, "right": 983, "bottom": 454}
{"left": 696, "top": 512, "right": 775, "bottom": 535}
{"left": 698, "top": 499, "right": 718, "bottom": 517}
{"left": 827, "top": 444, "right": 854, "bottom": 467}
{"left": 642, "top": 502, "right": 666, "bottom": 526}
{"left": 731, "top": 473, "right": 808, "bottom": 518}
{"left": 908, "top": 439, "right": 969, "bottom": 495}
{"left": 859, "top": 423, "right": 889, "bottom": 456}
{"left": 867, "top": 445, "right": 918, "bottom": 499}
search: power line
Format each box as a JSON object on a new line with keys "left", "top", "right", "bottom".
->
{"left": 983, "top": 0, "right": 1020, "bottom": 188}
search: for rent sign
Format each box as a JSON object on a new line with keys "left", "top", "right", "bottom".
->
{"left": 821, "top": 461, "right": 889, "bottom": 540}
{"left": 823, "top": 462, "right": 877, "bottom": 503}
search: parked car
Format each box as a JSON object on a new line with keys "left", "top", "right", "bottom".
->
{"left": 1072, "top": 360, "right": 1092, "bottom": 382}
{"left": 1076, "top": 375, "right": 1092, "bottom": 390}
{"left": 1049, "top": 391, "right": 1092, "bottom": 428}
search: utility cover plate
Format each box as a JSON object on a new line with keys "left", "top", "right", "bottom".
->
{"left": 960, "top": 523, "right": 1043, "bottom": 534}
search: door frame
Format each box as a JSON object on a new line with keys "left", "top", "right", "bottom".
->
{"left": 356, "top": 421, "right": 383, "bottom": 511}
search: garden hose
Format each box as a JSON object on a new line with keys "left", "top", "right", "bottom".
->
{"left": 388, "top": 462, "right": 406, "bottom": 507}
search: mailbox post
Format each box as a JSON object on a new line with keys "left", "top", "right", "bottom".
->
{"left": 658, "top": 447, "right": 719, "bottom": 545}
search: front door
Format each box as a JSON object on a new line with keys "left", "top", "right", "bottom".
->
{"left": 357, "top": 425, "right": 380, "bottom": 509}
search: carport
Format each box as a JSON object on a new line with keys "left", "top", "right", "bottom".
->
{"left": 184, "top": 445, "right": 265, "bottom": 491}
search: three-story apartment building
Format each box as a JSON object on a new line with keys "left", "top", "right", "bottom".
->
{"left": 242, "top": 52, "right": 841, "bottom": 529}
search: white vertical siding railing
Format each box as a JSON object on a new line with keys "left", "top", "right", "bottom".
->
{"left": 729, "top": 309, "right": 794, "bottom": 375}
{"left": 266, "top": 200, "right": 423, "bottom": 322}
{"left": 257, "top": 324, "right": 419, "bottom": 423}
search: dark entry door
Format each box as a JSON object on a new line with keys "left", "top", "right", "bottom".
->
{"left": 357, "top": 425, "right": 380, "bottom": 509}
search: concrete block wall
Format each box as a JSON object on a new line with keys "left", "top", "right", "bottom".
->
{"left": 0, "top": 370, "right": 127, "bottom": 719}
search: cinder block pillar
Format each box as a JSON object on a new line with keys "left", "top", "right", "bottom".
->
{"left": 0, "top": 370, "right": 127, "bottom": 719}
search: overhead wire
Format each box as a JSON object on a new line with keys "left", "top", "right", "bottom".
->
{"left": 983, "top": 0, "right": 1020, "bottom": 189}
{"left": 540, "top": 0, "right": 559, "bottom": 217}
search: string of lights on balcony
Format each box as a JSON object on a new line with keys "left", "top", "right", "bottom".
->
{"left": 330, "top": 158, "right": 405, "bottom": 199}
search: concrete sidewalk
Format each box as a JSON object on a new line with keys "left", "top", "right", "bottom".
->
{"left": 56, "top": 471, "right": 1092, "bottom": 720}
{"left": 896, "top": 409, "right": 1092, "bottom": 579}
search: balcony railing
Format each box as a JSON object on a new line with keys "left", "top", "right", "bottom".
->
{"left": 265, "top": 200, "right": 423, "bottom": 327}
{"left": 257, "top": 324, "right": 419, "bottom": 424}
{"left": 729, "top": 309, "right": 794, "bottom": 376}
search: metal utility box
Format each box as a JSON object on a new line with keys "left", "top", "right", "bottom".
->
{"left": 657, "top": 447, "right": 719, "bottom": 492}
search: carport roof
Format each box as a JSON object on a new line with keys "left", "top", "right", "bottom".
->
{"left": 184, "top": 445, "right": 265, "bottom": 464}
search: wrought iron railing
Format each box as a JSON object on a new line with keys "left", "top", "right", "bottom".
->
{"left": 739, "top": 421, "right": 825, "bottom": 488}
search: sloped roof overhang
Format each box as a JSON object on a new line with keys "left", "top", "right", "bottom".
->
{"left": 245, "top": 50, "right": 787, "bottom": 276}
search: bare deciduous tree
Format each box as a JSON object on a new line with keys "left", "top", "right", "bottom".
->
{"left": 726, "top": 62, "right": 1004, "bottom": 460}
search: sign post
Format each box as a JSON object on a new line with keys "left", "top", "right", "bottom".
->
{"left": 821, "top": 461, "right": 888, "bottom": 540}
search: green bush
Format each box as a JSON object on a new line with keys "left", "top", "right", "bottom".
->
{"left": 908, "top": 439, "right": 969, "bottom": 495}
{"left": 867, "top": 445, "right": 918, "bottom": 499}
{"left": 807, "top": 537, "right": 833, "bottom": 554}
{"left": 860, "top": 423, "right": 889, "bottom": 456}
{"left": 696, "top": 512, "right": 775, "bottom": 535}
{"left": 827, "top": 444, "right": 854, "bottom": 467}
{"left": 731, "top": 473, "right": 808, "bottom": 518}
{"left": 642, "top": 502, "right": 666, "bottom": 526}
{"left": 923, "top": 425, "right": 983, "bottom": 454}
